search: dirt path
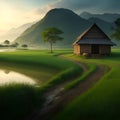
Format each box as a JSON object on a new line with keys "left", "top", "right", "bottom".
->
{"left": 26, "top": 58, "right": 108, "bottom": 120}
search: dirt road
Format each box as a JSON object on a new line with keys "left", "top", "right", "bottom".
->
{"left": 26, "top": 57, "right": 108, "bottom": 120}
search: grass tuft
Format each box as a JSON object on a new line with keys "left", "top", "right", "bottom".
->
{"left": 0, "top": 84, "right": 44, "bottom": 120}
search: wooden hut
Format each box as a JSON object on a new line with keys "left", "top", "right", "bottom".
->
{"left": 73, "top": 23, "right": 116, "bottom": 56}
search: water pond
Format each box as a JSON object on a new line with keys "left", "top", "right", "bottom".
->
{"left": 0, "top": 62, "right": 58, "bottom": 86}
{"left": 0, "top": 70, "right": 36, "bottom": 85}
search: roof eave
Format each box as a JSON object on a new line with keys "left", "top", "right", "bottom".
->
{"left": 78, "top": 43, "right": 116, "bottom": 46}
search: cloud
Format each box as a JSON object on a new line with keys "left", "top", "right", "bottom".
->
{"left": 0, "top": 1, "right": 43, "bottom": 35}
{"left": 33, "top": 1, "right": 59, "bottom": 16}
{"left": 0, "top": 0, "right": 120, "bottom": 36}
{"left": 46, "top": 0, "right": 120, "bottom": 13}
{"left": 101, "top": 0, "right": 120, "bottom": 13}
{"left": 34, "top": 5, "right": 52, "bottom": 16}
{"left": 30, "top": 0, "right": 120, "bottom": 29}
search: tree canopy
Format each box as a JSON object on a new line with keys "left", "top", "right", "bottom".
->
{"left": 21, "top": 44, "right": 28, "bottom": 48}
{"left": 4, "top": 40, "right": 10, "bottom": 45}
{"left": 111, "top": 18, "right": 120, "bottom": 40}
{"left": 41, "top": 27, "right": 63, "bottom": 53}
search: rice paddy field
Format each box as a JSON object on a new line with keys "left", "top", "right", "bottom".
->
{"left": 0, "top": 50, "right": 82, "bottom": 120}
{"left": 54, "top": 48, "right": 120, "bottom": 120}
{"left": 0, "top": 49, "right": 120, "bottom": 120}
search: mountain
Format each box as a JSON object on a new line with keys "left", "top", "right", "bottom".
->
{"left": 14, "top": 8, "right": 116, "bottom": 48}
{"left": 80, "top": 12, "right": 120, "bottom": 22}
{"left": 88, "top": 17, "right": 115, "bottom": 34}
{"left": 14, "top": 8, "right": 91, "bottom": 47}
{"left": 0, "top": 22, "right": 35, "bottom": 42}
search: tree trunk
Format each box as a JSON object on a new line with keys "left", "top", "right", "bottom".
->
{"left": 50, "top": 42, "right": 53, "bottom": 53}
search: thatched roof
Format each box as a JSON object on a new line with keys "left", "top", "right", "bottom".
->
{"left": 77, "top": 39, "right": 116, "bottom": 45}
{"left": 73, "top": 23, "right": 116, "bottom": 46}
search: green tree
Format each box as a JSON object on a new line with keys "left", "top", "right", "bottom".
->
{"left": 4, "top": 40, "right": 10, "bottom": 45}
{"left": 11, "top": 42, "right": 19, "bottom": 47}
{"left": 21, "top": 44, "right": 28, "bottom": 49}
{"left": 111, "top": 18, "right": 120, "bottom": 40}
{"left": 41, "top": 27, "right": 63, "bottom": 53}
{"left": 14, "top": 42, "right": 19, "bottom": 47}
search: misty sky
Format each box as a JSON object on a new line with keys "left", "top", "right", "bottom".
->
{"left": 0, "top": 0, "right": 120, "bottom": 34}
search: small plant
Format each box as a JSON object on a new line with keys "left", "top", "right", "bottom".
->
{"left": 0, "top": 84, "right": 43, "bottom": 120}
{"left": 3, "top": 40, "right": 10, "bottom": 47}
{"left": 4, "top": 40, "right": 10, "bottom": 45}
{"left": 11, "top": 42, "right": 19, "bottom": 47}
{"left": 21, "top": 44, "right": 28, "bottom": 49}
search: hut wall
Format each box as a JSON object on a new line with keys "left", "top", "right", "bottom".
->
{"left": 80, "top": 45, "right": 91, "bottom": 54}
{"left": 74, "top": 44, "right": 80, "bottom": 55}
{"left": 99, "top": 45, "right": 111, "bottom": 55}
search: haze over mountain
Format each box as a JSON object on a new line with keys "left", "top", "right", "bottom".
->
{"left": 80, "top": 12, "right": 120, "bottom": 22}
{"left": 14, "top": 8, "right": 115, "bottom": 47}
{"left": 14, "top": 8, "right": 91, "bottom": 47}
{"left": 0, "top": 0, "right": 119, "bottom": 38}
{"left": 0, "top": 22, "right": 34, "bottom": 43}
{"left": 88, "top": 17, "right": 115, "bottom": 34}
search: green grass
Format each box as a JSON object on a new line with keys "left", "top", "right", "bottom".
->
{"left": 40, "top": 66, "right": 82, "bottom": 92}
{"left": 0, "top": 84, "right": 43, "bottom": 120}
{"left": 0, "top": 50, "right": 82, "bottom": 120}
{"left": 2, "top": 49, "right": 120, "bottom": 120}
{"left": 64, "top": 63, "right": 97, "bottom": 91}
{"left": 0, "top": 50, "right": 82, "bottom": 86}
{"left": 0, "top": 50, "right": 71, "bottom": 70}
{"left": 0, "top": 61, "right": 58, "bottom": 84}
{"left": 54, "top": 48, "right": 120, "bottom": 120}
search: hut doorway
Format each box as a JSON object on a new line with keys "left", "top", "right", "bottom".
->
{"left": 91, "top": 45, "right": 99, "bottom": 54}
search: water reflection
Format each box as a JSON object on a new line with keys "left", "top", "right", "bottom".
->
{"left": 0, "top": 69, "right": 36, "bottom": 85}
{"left": 0, "top": 48, "right": 16, "bottom": 52}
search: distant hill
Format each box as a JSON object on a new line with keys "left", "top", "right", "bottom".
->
{"left": 88, "top": 17, "right": 115, "bottom": 34}
{"left": 14, "top": 8, "right": 91, "bottom": 47}
{"left": 14, "top": 8, "right": 116, "bottom": 48}
{"left": 0, "top": 22, "right": 34, "bottom": 42}
{"left": 80, "top": 12, "right": 120, "bottom": 22}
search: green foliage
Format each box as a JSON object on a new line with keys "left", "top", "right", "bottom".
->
{"left": 115, "top": 18, "right": 120, "bottom": 26}
{"left": 21, "top": 44, "right": 28, "bottom": 48}
{"left": 64, "top": 64, "right": 96, "bottom": 91}
{"left": 42, "top": 27, "right": 63, "bottom": 43}
{"left": 11, "top": 42, "right": 19, "bottom": 47}
{"left": 0, "top": 49, "right": 83, "bottom": 89}
{"left": 111, "top": 18, "right": 120, "bottom": 40}
{"left": 41, "top": 27, "right": 63, "bottom": 52}
{"left": 54, "top": 49, "right": 120, "bottom": 120}
{"left": 4, "top": 40, "right": 10, "bottom": 45}
{"left": 0, "top": 84, "right": 43, "bottom": 120}
{"left": 41, "top": 66, "right": 82, "bottom": 91}
{"left": 0, "top": 50, "right": 73, "bottom": 70}
{"left": 0, "top": 50, "right": 84, "bottom": 120}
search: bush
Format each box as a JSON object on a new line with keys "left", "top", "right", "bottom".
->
{"left": 0, "top": 84, "right": 43, "bottom": 120}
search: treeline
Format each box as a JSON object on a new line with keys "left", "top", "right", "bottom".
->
{"left": 0, "top": 40, "right": 28, "bottom": 48}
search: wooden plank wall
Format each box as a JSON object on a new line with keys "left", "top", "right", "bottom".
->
{"left": 99, "top": 45, "right": 111, "bottom": 54}
{"left": 74, "top": 44, "right": 80, "bottom": 55}
{"left": 82, "top": 26, "right": 108, "bottom": 39}
{"left": 80, "top": 45, "right": 91, "bottom": 54}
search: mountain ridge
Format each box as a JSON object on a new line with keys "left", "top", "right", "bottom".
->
{"left": 80, "top": 12, "right": 120, "bottom": 22}
{"left": 0, "top": 22, "right": 35, "bottom": 42}
{"left": 14, "top": 8, "right": 116, "bottom": 47}
{"left": 14, "top": 8, "right": 91, "bottom": 47}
